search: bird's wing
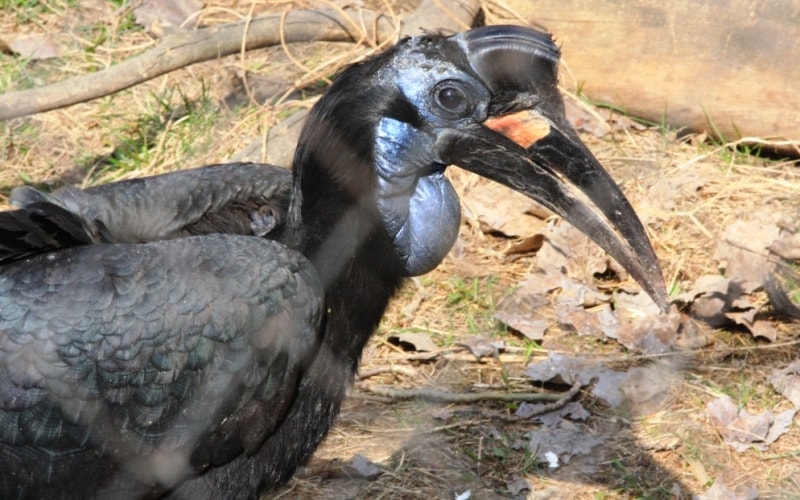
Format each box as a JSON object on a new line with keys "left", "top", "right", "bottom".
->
{"left": 0, "top": 194, "right": 102, "bottom": 263}
{"left": 0, "top": 233, "right": 322, "bottom": 490}
{"left": 1, "top": 163, "right": 292, "bottom": 262}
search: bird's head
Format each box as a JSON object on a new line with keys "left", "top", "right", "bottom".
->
{"left": 293, "top": 25, "right": 667, "bottom": 310}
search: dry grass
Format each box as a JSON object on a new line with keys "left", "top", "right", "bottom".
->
{"left": 2, "top": 1, "right": 800, "bottom": 499}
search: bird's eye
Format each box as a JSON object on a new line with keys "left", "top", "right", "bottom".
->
{"left": 435, "top": 85, "right": 468, "bottom": 114}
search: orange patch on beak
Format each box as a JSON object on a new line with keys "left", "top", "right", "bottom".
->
{"left": 484, "top": 110, "right": 551, "bottom": 149}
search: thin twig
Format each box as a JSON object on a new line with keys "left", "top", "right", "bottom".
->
{"left": 360, "top": 378, "right": 583, "bottom": 405}
{"left": 0, "top": 8, "right": 396, "bottom": 120}
{"left": 0, "top": 0, "right": 481, "bottom": 121}
{"left": 357, "top": 365, "right": 419, "bottom": 380}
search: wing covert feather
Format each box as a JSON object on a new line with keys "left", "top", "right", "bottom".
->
{"left": 0, "top": 233, "right": 323, "bottom": 492}
{"left": 0, "top": 163, "right": 292, "bottom": 262}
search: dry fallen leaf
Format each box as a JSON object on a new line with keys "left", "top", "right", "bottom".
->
{"left": 676, "top": 274, "right": 777, "bottom": 341}
{"left": 537, "top": 219, "right": 617, "bottom": 286}
{"left": 768, "top": 231, "right": 800, "bottom": 260}
{"left": 134, "top": 0, "right": 203, "bottom": 33}
{"left": 725, "top": 309, "right": 778, "bottom": 342}
{"left": 527, "top": 420, "right": 606, "bottom": 467}
{"left": 619, "top": 364, "right": 678, "bottom": 415}
{"left": 516, "top": 401, "right": 590, "bottom": 426}
{"left": 493, "top": 310, "right": 548, "bottom": 341}
{"left": 563, "top": 98, "right": 645, "bottom": 138}
{"left": 675, "top": 274, "right": 736, "bottom": 327}
{"left": 457, "top": 336, "right": 504, "bottom": 360}
{"left": 430, "top": 407, "right": 454, "bottom": 420}
{"left": 557, "top": 303, "right": 618, "bottom": 338}
{"left": 615, "top": 293, "right": 683, "bottom": 353}
{"left": 564, "top": 97, "right": 609, "bottom": 137}
{"left": 8, "top": 35, "right": 60, "bottom": 59}
{"left": 504, "top": 233, "right": 544, "bottom": 255}
{"left": 492, "top": 274, "right": 552, "bottom": 340}
{"left": 706, "top": 394, "right": 796, "bottom": 451}
{"left": 698, "top": 478, "right": 759, "bottom": 500}
{"left": 769, "top": 360, "right": 800, "bottom": 408}
{"left": 714, "top": 210, "right": 782, "bottom": 293}
{"left": 344, "top": 454, "right": 381, "bottom": 479}
{"left": 525, "top": 353, "right": 627, "bottom": 408}
{"left": 387, "top": 332, "right": 438, "bottom": 352}
{"left": 505, "top": 476, "right": 532, "bottom": 496}
{"left": 458, "top": 174, "right": 545, "bottom": 238}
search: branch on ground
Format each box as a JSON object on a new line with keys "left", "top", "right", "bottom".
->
{"left": 360, "top": 378, "right": 584, "bottom": 411}
{"left": 0, "top": 0, "right": 480, "bottom": 121}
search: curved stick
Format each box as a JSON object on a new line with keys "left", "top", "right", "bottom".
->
{"left": 0, "top": 0, "right": 480, "bottom": 121}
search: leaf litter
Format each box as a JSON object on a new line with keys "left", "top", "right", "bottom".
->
{"left": 5, "top": 36, "right": 60, "bottom": 60}
{"left": 769, "top": 360, "right": 800, "bottom": 408}
{"left": 133, "top": 0, "right": 203, "bottom": 34}
{"left": 706, "top": 394, "right": 796, "bottom": 452}
{"left": 454, "top": 115, "right": 800, "bottom": 495}
{"left": 697, "top": 478, "right": 759, "bottom": 500}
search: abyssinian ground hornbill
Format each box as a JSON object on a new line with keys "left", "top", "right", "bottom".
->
{"left": 0, "top": 25, "right": 668, "bottom": 498}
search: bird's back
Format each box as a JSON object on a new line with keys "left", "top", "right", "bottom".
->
{"left": 0, "top": 164, "right": 326, "bottom": 498}
{"left": 0, "top": 162, "right": 292, "bottom": 262}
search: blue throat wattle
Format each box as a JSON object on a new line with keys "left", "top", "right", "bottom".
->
{"left": 374, "top": 117, "right": 460, "bottom": 276}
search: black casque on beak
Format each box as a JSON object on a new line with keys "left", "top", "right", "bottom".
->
{"left": 444, "top": 25, "right": 669, "bottom": 310}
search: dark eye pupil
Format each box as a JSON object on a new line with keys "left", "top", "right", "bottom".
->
{"left": 438, "top": 87, "right": 465, "bottom": 111}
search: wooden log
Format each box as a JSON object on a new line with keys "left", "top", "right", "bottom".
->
{"left": 500, "top": 0, "right": 800, "bottom": 141}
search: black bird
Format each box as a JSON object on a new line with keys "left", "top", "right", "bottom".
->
{"left": 0, "top": 25, "right": 667, "bottom": 499}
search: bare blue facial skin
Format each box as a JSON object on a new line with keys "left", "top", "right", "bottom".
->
{"left": 373, "top": 43, "right": 490, "bottom": 275}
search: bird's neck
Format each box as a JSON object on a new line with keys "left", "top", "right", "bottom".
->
{"left": 285, "top": 158, "right": 406, "bottom": 371}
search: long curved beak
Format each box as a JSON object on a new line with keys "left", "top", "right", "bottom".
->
{"left": 443, "top": 25, "right": 669, "bottom": 311}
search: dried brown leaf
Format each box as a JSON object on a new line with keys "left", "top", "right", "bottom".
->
{"left": 8, "top": 36, "right": 60, "bottom": 60}
{"left": 460, "top": 177, "right": 545, "bottom": 238}
{"left": 706, "top": 395, "right": 796, "bottom": 451}
{"left": 525, "top": 353, "right": 626, "bottom": 407}
{"left": 564, "top": 98, "right": 608, "bottom": 138}
{"left": 345, "top": 454, "right": 381, "bottom": 479}
{"left": 676, "top": 274, "right": 734, "bottom": 327}
{"left": 516, "top": 401, "right": 590, "bottom": 425}
{"left": 557, "top": 303, "right": 618, "bottom": 339}
{"left": 457, "top": 336, "right": 504, "bottom": 360}
{"left": 649, "top": 171, "right": 709, "bottom": 212}
{"left": 527, "top": 421, "right": 606, "bottom": 467}
{"left": 768, "top": 231, "right": 800, "bottom": 260}
{"left": 677, "top": 275, "right": 774, "bottom": 340}
{"left": 494, "top": 311, "right": 548, "bottom": 341}
{"left": 769, "top": 360, "right": 800, "bottom": 408}
{"left": 504, "top": 233, "right": 544, "bottom": 255}
{"left": 675, "top": 274, "right": 730, "bottom": 301}
{"left": 589, "top": 370, "right": 629, "bottom": 408}
{"left": 387, "top": 332, "right": 438, "bottom": 352}
{"left": 494, "top": 289, "right": 549, "bottom": 340}
{"left": 505, "top": 476, "right": 532, "bottom": 496}
{"left": 430, "top": 407, "right": 454, "bottom": 420}
{"left": 134, "top": 0, "right": 203, "bottom": 31}
{"left": 698, "top": 478, "right": 759, "bottom": 500}
{"left": 619, "top": 364, "right": 676, "bottom": 415}
{"left": 715, "top": 212, "right": 781, "bottom": 293}
{"left": 615, "top": 293, "right": 682, "bottom": 353}
{"left": 537, "top": 219, "right": 614, "bottom": 285}
{"left": 723, "top": 298, "right": 777, "bottom": 342}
